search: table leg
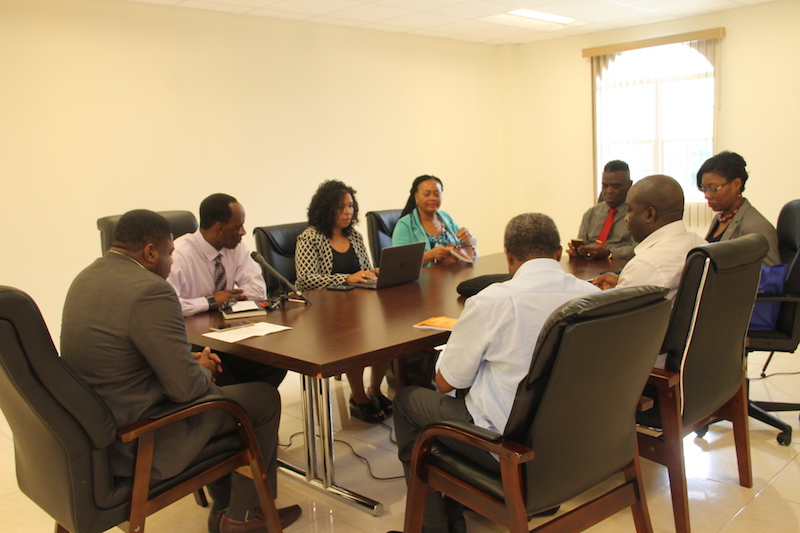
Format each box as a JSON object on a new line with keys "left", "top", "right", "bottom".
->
{"left": 316, "top": 377, "right": 335, "bottom": 488}
{"left": 278, "top": 374, "right": 384, "bottom": 516}
{"left": 301, "top": 374, "right": 318, "bottom": 481}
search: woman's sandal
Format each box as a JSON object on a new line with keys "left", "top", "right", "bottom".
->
{"left": 349, "top": 398, "right": 386, "bottom": 423}
{"left": 369, "top": 391, "right": 393, "bottom": 417}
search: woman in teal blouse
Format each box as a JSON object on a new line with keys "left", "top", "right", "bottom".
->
{"left": 392, "top": 175, "right": 476, "bottom": 267}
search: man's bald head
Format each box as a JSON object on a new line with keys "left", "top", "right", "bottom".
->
{"left": 625, "top": 175, "right": 685, "bottom": 243}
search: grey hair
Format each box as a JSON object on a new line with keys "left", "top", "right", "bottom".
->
{"left": 504, "top": 213, "right": 561, "bottom": 261}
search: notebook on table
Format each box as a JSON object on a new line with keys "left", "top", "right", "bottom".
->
{"left": 352, "top": 242, "right": 425, "bottom": 290}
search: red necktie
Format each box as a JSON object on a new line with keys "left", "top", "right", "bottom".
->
{"left": 595, "top": 208, "right": 617, "bottom": 246}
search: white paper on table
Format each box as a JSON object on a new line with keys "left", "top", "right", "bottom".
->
{"left": 202, "top": 322, "right": 291, "bottom": 342}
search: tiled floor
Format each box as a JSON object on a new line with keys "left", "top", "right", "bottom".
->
{"left": 2, "top": 350, "right": 800, "bottom": 532}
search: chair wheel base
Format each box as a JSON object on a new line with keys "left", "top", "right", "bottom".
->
{"left": 777, "top": 431, "right": 792, "bottom": 446}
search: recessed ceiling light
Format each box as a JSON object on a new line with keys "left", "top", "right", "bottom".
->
{"left": 509, "top": 9, "right": 573, "bottom": 25}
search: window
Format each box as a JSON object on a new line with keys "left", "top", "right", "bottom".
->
{"left": 592, "top": 38, "right": 718, "bottom": 205}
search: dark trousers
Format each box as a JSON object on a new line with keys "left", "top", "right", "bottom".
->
{"left": 394, "top": 386, "right": 500, "bottom": 533}
{"left": 203, "top": 382, "right": 281, "bottom": 520}
{"left": 191, "top": 345, "right": 288, "bottom": 389}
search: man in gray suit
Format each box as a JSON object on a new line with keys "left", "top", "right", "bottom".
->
{"left": 61, "top": 210, "right": 300, "bottom": 533}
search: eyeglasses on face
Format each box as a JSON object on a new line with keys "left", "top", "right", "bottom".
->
{"left": 698, "top": 181, "right": 731, "bottom": 194}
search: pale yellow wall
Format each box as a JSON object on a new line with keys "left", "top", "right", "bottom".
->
{"left": 506, "top": 0, "right": 800, "bottom": 239}
{"left": 0, "top": 0, "right": 507, "bottom": 331}
{"left": 2, "top": 0, "right": 798, "bottom": 334}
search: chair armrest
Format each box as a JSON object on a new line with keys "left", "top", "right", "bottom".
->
{"left": 416, "top": 421, "right": 535, "bottom": 464}
{"left": 146, "top": 395, "right": 235, "bottom": 419}
{"left": 432, "top": 419, "right": 503, "bottom": 441}
{"left": 637, "top": 396, "right": 654, "bottom": 412}
{"left": 755, "top": 294, "right": 800, "bottom": 303}
{"left": 117, "top": 397, "right": 248, "bottom": 444}
{"left": 647, "top": 368, "right": 680, "bottom": 389}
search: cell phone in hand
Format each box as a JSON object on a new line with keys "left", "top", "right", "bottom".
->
{"left": 209, "top": 321, "right": 254, "bottom": 332}
{"left": 570, "top": 239, "right": 585, "bottom": 248}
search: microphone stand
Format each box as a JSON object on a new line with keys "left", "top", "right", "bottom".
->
{"left": 250, "top": 252, "right": 312, "bottom": 306}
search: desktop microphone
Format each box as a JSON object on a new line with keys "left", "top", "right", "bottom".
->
{"left": 250, "top": 251, "right": 311, "bottom": 305}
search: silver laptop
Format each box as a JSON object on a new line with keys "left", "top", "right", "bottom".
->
{"left": 353, "top": 242, "right": 425, "bottom": 290}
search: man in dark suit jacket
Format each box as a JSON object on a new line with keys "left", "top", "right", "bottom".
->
{"left": 61, "top": 209, "right": 300, "bottom": 533}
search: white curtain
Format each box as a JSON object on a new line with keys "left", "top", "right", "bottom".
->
{"left": 592, "top": 38, "right": 720, "bottom": 231}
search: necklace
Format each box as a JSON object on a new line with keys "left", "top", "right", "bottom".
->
{"left": 718, "top": 198, "right": 744, "bottom": 223}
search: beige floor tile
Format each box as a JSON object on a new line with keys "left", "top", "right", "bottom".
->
{"left": 717, "top": 491, "right": 800, "bottom": 532}
{"left": 757, "top": 453, "right": 800, "bottom": 505}
{"left": 0, "top": 445, "right": 19, "bottom": 498}
{"left": 0, "top": 409, "right": 11, "bottom": 441}
{"left": 289, "top": 513, "right": 373, "bottom": 533}
{"left": 0, "top": 490, "right": 58, "bottom": 531}
{"left": 2, "top": 353, "right": 800, "bottom": 532}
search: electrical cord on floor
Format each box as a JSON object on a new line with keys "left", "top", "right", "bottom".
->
{"left": 333, "top": 438, "right": 404, "bottom": 481}
{"left": 749, "top": 370, "right": 800, "bottom": 381}
{"left": 277, "top": 426, "right": 404, "bottom": 481}
{"left": 382, "top": 421, "right": 397, "bottom": 444}
{"left": 278, "top": 431, "right": 303, "bottom": 448}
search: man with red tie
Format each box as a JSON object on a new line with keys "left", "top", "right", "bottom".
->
{"left": 568, "top": 160, "right": 635, "bottom": 260}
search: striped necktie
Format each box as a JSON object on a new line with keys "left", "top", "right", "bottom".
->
{"left": 213, "top": 254, "right": 226, "bottom": 292}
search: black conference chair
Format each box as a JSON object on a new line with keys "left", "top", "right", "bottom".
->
{"left": 253, "top": 222, "right": 308, "bottom": 294}
{"left": 747, "top": 199, "right": 800, "bottom": 445}
{"left": 365, "top": 209, "right": 402, "bottom": 265}
{"left": 404, "top": 286, "right": 672, "bottom": 533}
{"left": 0, "top": 286, "right": 282, "bottom": 533}
{"left": 97, "top": 210, "right": 198, "bottom": 254}
{"left": 636, "top": 234, "right": 767, "bottom": 533}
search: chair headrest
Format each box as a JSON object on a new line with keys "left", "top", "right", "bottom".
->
{"left": 254, "top": 222, "right": 307, "bottom": 257}
{"left": 367, "top": 210, "right": 402, "bottom": 235}
{"left": 690, "top": 233, "right": 768, "bottom": 271}
{"left": 96, "top": 210, "right": 198, "bottom": 255}
{"left": 0, "top": 286, "right": 118, "bottom": 449}
{"left": 778, "top": 200, "right": 800, "bottom": 260}
{"left": 537, "top": 285, "right": 669, "bottom": 334}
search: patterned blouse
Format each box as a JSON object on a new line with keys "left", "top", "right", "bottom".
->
{"left": 294, "top": 226, "right": 372, "bottom": 292}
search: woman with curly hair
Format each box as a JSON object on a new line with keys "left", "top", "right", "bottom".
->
{"left": 295, "top": 180, "right": 391, "bottom": 423}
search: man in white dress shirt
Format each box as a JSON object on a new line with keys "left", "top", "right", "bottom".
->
{"left": 168, "top": 193, "right": 266, "bottom": 316}
{"left": 393, "top": 213, "right": 599, "bottom": 533}
{"left": 168, "top": 193, "right": 286, "bottom": 388}
{"left": 591, "top": 175, "right": 706, "bottom": 301}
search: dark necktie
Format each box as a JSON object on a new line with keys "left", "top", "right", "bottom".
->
{"left": 595, "top": 208, "right": 617, "bottom": 246}
{"left": 213, "top": 254, "right": 226, "bottom": 293}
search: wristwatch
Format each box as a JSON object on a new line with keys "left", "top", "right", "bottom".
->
{"left": 206, "top": 295, "right": 217, "bottom": 311}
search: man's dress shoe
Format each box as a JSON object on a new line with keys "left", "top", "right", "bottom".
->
{"left": 220, "top": 504, "right": 302, "bottom": 532}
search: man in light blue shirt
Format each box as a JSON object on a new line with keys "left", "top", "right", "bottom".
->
{"left": 393, "top": 213, "right": 599, "bottom": 533}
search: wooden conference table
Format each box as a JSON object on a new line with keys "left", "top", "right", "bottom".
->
{"left": 184, "top": 252, "right": 625, "bottom": 515}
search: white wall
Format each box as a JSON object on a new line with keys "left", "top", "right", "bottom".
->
{"left": 2, "top": 0, "right": 799, "bottom": 335}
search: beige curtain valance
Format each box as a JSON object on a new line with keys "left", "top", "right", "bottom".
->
{"left": 582, "top": 28, "right": 725, "bottom": 58}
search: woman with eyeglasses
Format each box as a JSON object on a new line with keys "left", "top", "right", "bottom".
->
{"left": 696, "top": 151, "right": 779, "bottom": 265}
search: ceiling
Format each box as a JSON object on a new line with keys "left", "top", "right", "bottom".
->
{"left": 122, "top": 0, "right": 777, "bottom": 44}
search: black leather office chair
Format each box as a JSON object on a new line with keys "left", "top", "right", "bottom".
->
{"left": 747, "top": 199, "right": 800, "bottom": 445}
{"left": 636, "top": 234, "right": 767, "bottom": 533}
{"left": 365, "top": 209, "right": 402, "bottom": 265}
{"left": 97, "top": 210, "right": 198, "bottom": 255}
{"left": 0, "top": 286, "right": 282, "bottom": 533}
{"left": 252, "top": 222, "right": 308, "bottom": 294}
{"left": 404, "top": 286, "right": 672, "bottom": 533}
